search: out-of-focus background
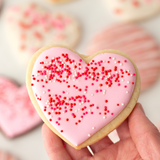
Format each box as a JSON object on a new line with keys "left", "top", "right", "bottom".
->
{"left": 0, "top": 0, "right": 160, "bottom": 159}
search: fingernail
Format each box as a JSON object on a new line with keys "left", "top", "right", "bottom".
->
{"left": 137, "top": 103, "right": 145, "bottom": 114}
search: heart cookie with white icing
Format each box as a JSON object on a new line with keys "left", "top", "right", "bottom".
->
{"left": 106, "top": 0, "right": 160, "bottom": 22}
{"left": 5, "top": 3, "right": 80, "bottom": 65}
{"left": 26, "top": 45, "right": 140, "bottom": 149}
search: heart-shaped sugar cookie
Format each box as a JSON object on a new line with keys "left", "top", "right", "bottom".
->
{"left": 47, "top": 0, "right": 75, "bottom": 4}
{"left": 0, "top": 77, "right": 42, "bottom": 138}
{"left": 106, "top": 0, "right": 160, "bottom": 22}
{"left": 26, "top": 45, "right": 140, "bottom": 149}
{"left": 5, "top": 3, "right": 80, "bottom": 65}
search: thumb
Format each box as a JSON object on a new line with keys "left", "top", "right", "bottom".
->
{"left": 129, "top": 103, "right": 160, "bottom": 160}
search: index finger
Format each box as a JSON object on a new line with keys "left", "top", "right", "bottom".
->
{"left": 42, "top": 124, "right": 72, "bottom": 160}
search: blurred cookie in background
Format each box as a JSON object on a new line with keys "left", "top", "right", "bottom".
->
{"left": 5, "top": 3, "right": 81, "bottom": 65}
{"left": 86, "top": 23, "right": 160, "bottom": 91}
{"left": 0, "top": 77, "right": 42, "bottom": 138}
{"left": 106, "top": 0, "right": 160, "bottom": 22}
{"left": 0, "top": 151, "right": 19, "bottom": 160}
{"left": 47, "top": 0, "right": 75, "bottom": 4}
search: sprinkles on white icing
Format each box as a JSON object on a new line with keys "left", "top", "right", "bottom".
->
{"left": 5, "top": 3, "right": 80, "bottom": 65}
{"left": 106, "top": 0, "right": 160, "bottom": 22}
{"left": 31, "top": 47, "right": 136, "bottom": 146}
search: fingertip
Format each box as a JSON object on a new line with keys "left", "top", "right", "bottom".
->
{"left": 41, "top": 123, "right": 53, "bottom": 143}
{"left": 42, "top": 123, "right": 47, "bottom": 136}
{"left": 41, "top": 124, "right": 72, "bottom": 160}
{"left": 41, "top": 123, "right": 56, "bottom": 150}
{"left": 42, "top": 123, "right": 46, "bottom": 130}
{"left": 136, "top": 102, "right": 145, "bottom": 113}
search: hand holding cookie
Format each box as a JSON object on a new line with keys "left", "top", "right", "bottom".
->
{"left": 42, "top": 103, "right": 160, "bottom": 159}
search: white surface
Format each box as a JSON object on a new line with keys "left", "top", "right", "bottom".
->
{"left": 0, "top": 0, "right": 160, "bottom": 159}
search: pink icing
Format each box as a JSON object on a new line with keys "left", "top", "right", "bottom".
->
{"left": 31, "top": 47, "right": 136, "bottom": 146}
{"left": 0, "top": 77, "right": 42, "bottom": 138}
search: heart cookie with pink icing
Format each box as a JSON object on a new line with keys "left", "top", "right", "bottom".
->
{"left": 0, "top": 77, "right": 42, "bottom": 138}
{"left": 26, "top": 45, "right": 140, "bottom": 149}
